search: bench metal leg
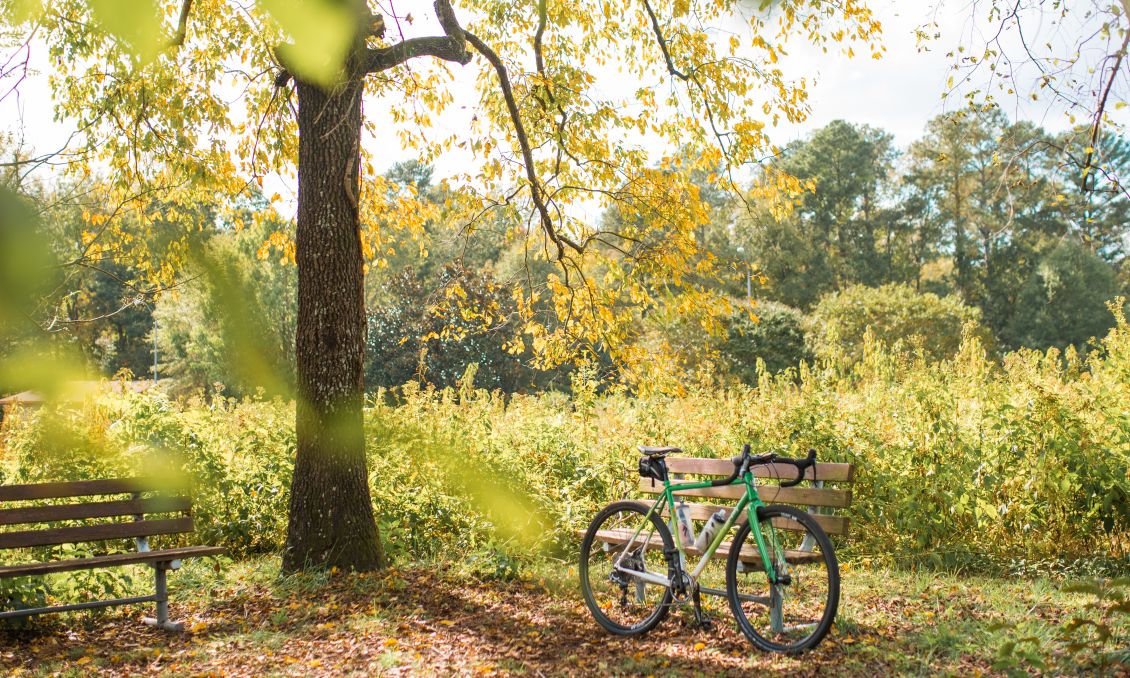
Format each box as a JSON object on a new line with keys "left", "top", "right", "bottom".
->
{"left": 142, "top": 561, "right": 184, "bottom": 631}
{"left": 799, "top": 480, "right": 825, "bottom": 552}
{"left": 769, "top": 584, "right": 784, "bottom": 633}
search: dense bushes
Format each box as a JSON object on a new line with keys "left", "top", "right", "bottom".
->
{"left": 2, "top": 305, "right": 1129, "bottom": 575}
{"left": 719, "top": 301, "right": 811, "bottom": 381}
{"left": 806, "top": 283, "right": 992, "bottom": 362}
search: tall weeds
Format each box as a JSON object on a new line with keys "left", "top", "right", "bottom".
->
{"left": 2, "top": 307, "right": 1127, "bottom": 574}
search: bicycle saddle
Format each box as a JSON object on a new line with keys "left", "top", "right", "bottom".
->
{"left": 638, "top": 445, "right": 682, "bottom": 457}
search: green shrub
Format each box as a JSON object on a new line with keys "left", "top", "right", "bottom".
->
{"left": 807, "top": 282, "right": 992, "bottom": 363}
{"left": 993, "top": 576, "right": 1130, "bottom": 674}
{"left": 719, "top": 301, "right": 811, "bottom": 381}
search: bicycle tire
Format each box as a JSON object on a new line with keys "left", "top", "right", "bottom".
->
{"left": 579, "top": 500, "right": 674, "bottom": 635}
{"left": 725, "top": 504, "right": 839, "bottom": 653}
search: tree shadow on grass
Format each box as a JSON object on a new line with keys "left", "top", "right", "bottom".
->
{"left": 0, "top": 568, "right": 915, "bottom": 676}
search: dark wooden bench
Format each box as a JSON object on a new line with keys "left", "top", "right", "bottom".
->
{"left": 589, "top": 454, "right": 854, "bottom": 566}
{"left": 0, "top": 477, "right": 224, "bottom": 630}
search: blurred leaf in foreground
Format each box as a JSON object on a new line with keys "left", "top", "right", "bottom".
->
{"left": 184, "top": 241, "right": 296, "bottom": 399}
{"left": 0, "top": 187, "right": 90, "bottom": 400}
{"left": 259, "top": 0, "right": 356, "bottom": 87}
{"left": 0, "top": 186, "right": 53, "bottom": 335}
{"left": 87, "top": 0, "right": 166, "bottom": 65}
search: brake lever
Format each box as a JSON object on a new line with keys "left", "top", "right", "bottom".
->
{"left": 778, "top": 449, "right": 817, "bottom": 488}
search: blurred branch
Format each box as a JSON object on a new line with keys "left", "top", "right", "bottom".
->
{"left": 169, "top": 0, "right": 194, "bottom": 48}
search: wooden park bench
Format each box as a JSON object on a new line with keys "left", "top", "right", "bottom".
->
{"left": 634, "top": 453, "right": 854, "bottom": 567}
{"left": 0, "top": 477, "right": 224, "bottom": 631}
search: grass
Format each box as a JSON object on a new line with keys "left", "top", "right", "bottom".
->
{"left": 0, "top": 555, "right": 1122, "bottom": 677}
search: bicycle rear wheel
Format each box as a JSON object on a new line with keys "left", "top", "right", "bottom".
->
{"left": 725, "top": 504, "right": 839, "bottom": 653}
{"left": 579, "top": 500, "right": 673, "bottom": 635}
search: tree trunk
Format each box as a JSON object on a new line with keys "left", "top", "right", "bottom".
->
{"left": 282, "top": 74, "right": 385, "bottom": 573}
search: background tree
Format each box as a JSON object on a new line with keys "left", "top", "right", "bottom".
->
{"left": 365, "top": 264, "right": 560, "bottom": 393}
{"left": 733, "top": 120, "right": 902, "bottom": 309}
{"left": 1004, "top": 238, "right": 1122, "bottom": 351}
{"left": 776, "top": 120, "right": 897, "bottom": 288}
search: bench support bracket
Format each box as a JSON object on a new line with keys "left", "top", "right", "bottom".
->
{"left": 0, "top": 594, "right": 159, "bottom": 619}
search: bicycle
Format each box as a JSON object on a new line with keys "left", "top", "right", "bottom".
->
{"left": 579, "top": 443, "right": 840, "bottom": 654}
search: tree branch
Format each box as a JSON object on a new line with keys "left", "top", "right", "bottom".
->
{"left": 364, "top": 0, "right": 471, "bottom": 73}
{"left": 1081, "top": 26, "right": 1129, "bottom": 194}
{"left": 365, "top": 34, "right": 472, "bottom": 71}
{"left": 641, "top": 0, "right": 688, "bottom": 79}
{"left": 463, "top": 30, "right": 582, "bottom": 261}
{"left": 533, "top": 0, "right": 548, "bottom": 78}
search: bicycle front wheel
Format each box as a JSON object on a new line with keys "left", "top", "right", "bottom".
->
{"left": 579, "top": 500, "right": 673, "bottom": 635}
{"left": 725, "top": 504, "right": 839, "bottom": 653}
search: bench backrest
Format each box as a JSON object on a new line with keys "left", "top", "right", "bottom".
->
{"left": 639, "top": 457, "right": 855, "bottom": 536}
{"left": 0, "top": 478, "right": 194, "bottom": 551}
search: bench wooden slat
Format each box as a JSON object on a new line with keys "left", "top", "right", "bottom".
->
{"left": 642, "top": 499, "right": 850, "bottom": 536}
{"left": 0, "top": 545, "right": 224, "bottom": 579}
{"left": 0, "top": 478, "right": 171, "bottom": 502}
{"left": 584, "top": 528, "right": 824, "bottom": 565}
{"left": 639, "top": 478, "right": 852, "bottom": 508}
{"left": 666, "top": 458, "right": 854, "bottom": 483}
{"left": 0, "top": 517, "right": 193, "bottom": 550}
{"left": 0, "top": 497, "right": 192, "bottom": 526}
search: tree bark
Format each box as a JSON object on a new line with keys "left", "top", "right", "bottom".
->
{"left": 282, "top": 73, "right": 385, "bottom": 573}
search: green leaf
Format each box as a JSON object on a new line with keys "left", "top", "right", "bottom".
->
{"left": 259, "top": 0, "right": 356, "bottom": 87}
{"left": 87, "top": 0, "right": 166, "bottom": 65}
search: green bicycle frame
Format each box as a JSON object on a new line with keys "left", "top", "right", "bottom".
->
{"left": 613, "top": 468, "right": 783, "bottom": 586}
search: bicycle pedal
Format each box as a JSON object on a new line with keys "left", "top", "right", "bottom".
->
{"left": 697, "top": 616, "right": 714, "bottom": 630}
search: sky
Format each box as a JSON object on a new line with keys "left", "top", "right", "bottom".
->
{"left": 765, "top": 0, "right": 956, "bottom": 145}
{"left": 2, "top": 0, "right": 1125, "bottom": 193}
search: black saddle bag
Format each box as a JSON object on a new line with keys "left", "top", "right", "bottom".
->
{"left": 638, "top": 456, "right": 667, "bottom": 482}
